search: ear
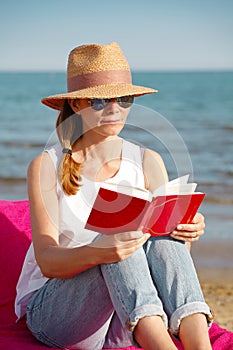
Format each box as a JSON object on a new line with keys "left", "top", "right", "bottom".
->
{"left": 69, "top": 99, "right": 80, "bottom": 113}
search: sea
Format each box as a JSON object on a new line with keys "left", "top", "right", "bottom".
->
{"left": 0, "top": 71, "right": 232, "bottom": 243}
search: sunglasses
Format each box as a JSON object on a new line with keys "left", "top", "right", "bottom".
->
{"left": 88, "top": 95, "right": 134, "bottom": 111}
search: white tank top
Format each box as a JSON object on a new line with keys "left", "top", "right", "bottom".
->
{"left": 15, "top": 139, "right": 145, "bottom": 319}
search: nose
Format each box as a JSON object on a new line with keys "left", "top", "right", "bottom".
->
{"left": 106, "top": 98, "right": 120, "bottom": 114}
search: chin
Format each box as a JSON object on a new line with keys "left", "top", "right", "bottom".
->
{"left": 97, "top": 124, "right": 124, "bottom": 136}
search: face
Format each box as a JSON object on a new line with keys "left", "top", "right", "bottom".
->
{"left": 70, "top": 96, "right": 134, "bottom": 138}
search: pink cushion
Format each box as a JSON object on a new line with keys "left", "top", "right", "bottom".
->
{"left": 0, "top": 200, "right": 31, "bottom": 325}
{"left": 0, "top": 199, "right": 232, "bottom": 350}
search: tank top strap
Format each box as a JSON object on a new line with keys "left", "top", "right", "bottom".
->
{"left": 122, "top": 140, "right": 144, "bottom": 168}
{"left": 44, "top": 143, "right": 62, "bottom": 169}
{"left": 44, "top": 143, "right": 63, "bottom": 195}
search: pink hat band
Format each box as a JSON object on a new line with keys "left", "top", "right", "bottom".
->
{"left": 67, "top": 69, "right": 132, "bottom": 92}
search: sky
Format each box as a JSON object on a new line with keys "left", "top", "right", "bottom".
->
{"left": 0, "top": 0, "right": 233, "bottom": 71}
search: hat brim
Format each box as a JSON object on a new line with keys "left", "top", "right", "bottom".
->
{"left": 41, "top": 83, "right": 158, "bottom": 110}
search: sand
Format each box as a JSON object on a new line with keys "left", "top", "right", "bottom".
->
{"left": 191, "top": 240, "right": 233, "bottom": 332}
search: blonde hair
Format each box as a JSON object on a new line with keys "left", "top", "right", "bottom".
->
{"left": 56, "top": 100, "right": 83, "bottom": 195}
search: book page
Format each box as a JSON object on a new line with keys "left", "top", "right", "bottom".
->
{"left": 102, "top": 182, "right": 152, "bottom": 201}
{"left": 167, "top": 174, "right": 190, "bottom": 185}
{"left": 152, "top": 175, "right": 198, "bottom": 197}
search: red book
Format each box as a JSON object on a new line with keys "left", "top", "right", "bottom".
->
{"left": 85, "top": 175, "right": 205, "bottom": 235}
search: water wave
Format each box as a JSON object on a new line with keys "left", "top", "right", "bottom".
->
{"left": 199, "top": 181, "right": 233, "bottom": 187}
{"left": 0, "top": 177, "right": 26, "bottom": 183}
{"left": 204, "top": 196, "right": 233, "bottom": 205}
{"left": 223, "top": 126, "right": 233, "bottom": 132}
{"left": 224, "top": 171, "right": 233, "bottom": 178}
{"left": 0, "top": 141, "right": 44, "bottom": 148}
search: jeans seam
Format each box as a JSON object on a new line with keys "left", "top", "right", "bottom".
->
{"left": 104, "top": 264, "right": 130, "bottom": 322}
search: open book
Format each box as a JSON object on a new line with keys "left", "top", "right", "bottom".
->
{"left": 85, "top": 175, "right": 205, "bottom": 235}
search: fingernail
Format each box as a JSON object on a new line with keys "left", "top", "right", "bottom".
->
{"left": 177, "top": 225, "right": 183, "bottom": 230}
{"left": 172, "top": 231, "right": 178, "bottom": 235}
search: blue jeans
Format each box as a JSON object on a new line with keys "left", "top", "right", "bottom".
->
{"left": 26, "top": 237, "right": 212, "bottom": 349}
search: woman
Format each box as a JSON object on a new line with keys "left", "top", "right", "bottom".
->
{"left": 15, "top": 42, "right": 212, "bottom": 350}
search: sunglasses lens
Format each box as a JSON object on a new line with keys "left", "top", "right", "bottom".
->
{"left": 117, "top": 96, "right": 134, "bottom": 108}
{"left": 90, "top": 99, "right": 108, "bottom": 111}
{"left": 89, "top": 96, "right": 134, "bottom": 110}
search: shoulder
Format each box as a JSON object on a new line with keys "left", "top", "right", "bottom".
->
{"left": 28, "top": 141, "right": 62, "bottom": 173}
{"left": 27, "top": 152, "right": 57, "bottom": 191}
{"left": 142, "top": 148, "right": 168, "bottom": 192}
{"left": 143, "top": 148, "right": 165, "bottom": 165}
{"left": 28, "top": 151, "right": 54, "bottom": 176}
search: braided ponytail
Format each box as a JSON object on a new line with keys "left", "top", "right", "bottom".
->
{"left": 56, "top": 100, "right": 83, "bottom": 195}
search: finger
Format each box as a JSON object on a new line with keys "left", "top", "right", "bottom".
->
{"left": 114, "top": 230, "right": 144, "bottom": 242}
{"left": 176, "top": 222, "right": 205, "bottom": 232}
{"left": 119, "top": 233, "right": 150, "bottom": 247}
{"left": 172, "top": 228, "right": 204, "bottom": 238}
{"left": 120, "top": 234, "right": 151, "bottom": 254}
{"left": 108, "top": 234, "right": 150, "bottom": 261}
{"left": 187, "top": 233, "right": 200, "bottom": 242}
{"left": 170, "top": 234, "right": 199, "bottom": 242}
{"left": 192, "top": 212, "right": 204, "bottom": 224}
{"left": 171, "top": 230, "right": 204, "bottom": 242}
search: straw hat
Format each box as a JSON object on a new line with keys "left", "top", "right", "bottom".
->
{"left": 41, "top": 42, "right": 158, "bottom": 110}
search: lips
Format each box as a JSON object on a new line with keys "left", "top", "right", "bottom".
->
{"left": 100, "top": 119, "right": 122, "bottom": 124}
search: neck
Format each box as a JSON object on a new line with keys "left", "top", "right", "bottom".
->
{"left": 72, "top": 135, "right": 123, "bottom": 182}
{"left": 74, "top": 134, "right": 122, "bottom": 162}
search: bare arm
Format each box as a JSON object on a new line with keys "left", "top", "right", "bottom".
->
{"left": 28, "top": 152, "right": 149, "bottom": 279}
{"left": 142, "top": 148, "right": 169, "bottom": 192}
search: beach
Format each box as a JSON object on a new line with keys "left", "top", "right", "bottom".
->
{"left": 192, "top": 241, "right": 233, "bottom": 332}
{"left": 199, "top": 267, "right": 233, "bottom": 332}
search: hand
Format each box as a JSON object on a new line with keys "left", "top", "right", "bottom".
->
{"left": 88, "top": 231, "right": 151, "bottom": 264}
{"left": 170, "top": 212, "right": 205, "bottom": 242}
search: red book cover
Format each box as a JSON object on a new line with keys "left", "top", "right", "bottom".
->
{"left": 141, "top": 193, "right": 205, "bottom": 235}
{"left": 85, "top": 187, "right": 150, "bottom": 234}
{"left": 85, "top": 181, "right": 205, "bottom": 235}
